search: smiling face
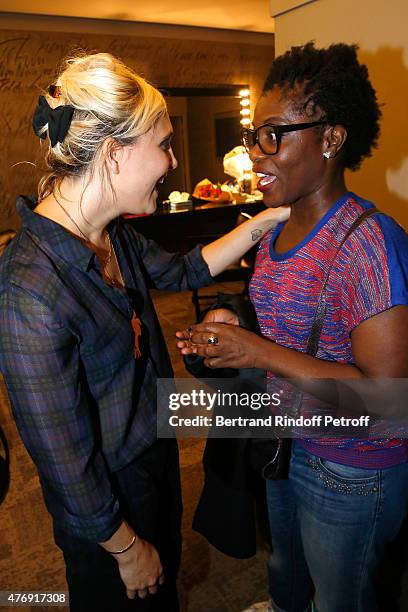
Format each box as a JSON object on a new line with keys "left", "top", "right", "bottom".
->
{"left": 251, "top": 87, "right": 328, "bottom": 209}
{"left": 112, "top": 114, "right": 177, "bottom": 216}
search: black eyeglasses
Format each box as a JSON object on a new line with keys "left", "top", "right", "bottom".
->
{"left": 241, "top": 121, "right": 326, "bottom": 156}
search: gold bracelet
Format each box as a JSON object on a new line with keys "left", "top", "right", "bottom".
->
{"left": 110, "top": 534, "right": 136, "bottom": 555}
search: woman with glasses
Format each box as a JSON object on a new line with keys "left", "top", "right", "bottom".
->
{"left": 178, "top": 42, "right": 408, "bottom": 612}
{"left": 0, "top": 52, "right": 289, "bottom": 612}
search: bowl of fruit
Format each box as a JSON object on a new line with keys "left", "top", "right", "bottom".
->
{"left": 192, "top": 179, "right": 233, "bottom": 203}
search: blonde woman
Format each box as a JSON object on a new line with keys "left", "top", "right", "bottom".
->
{"left": 0, "top": 53, "right": 289, "bottom": 611}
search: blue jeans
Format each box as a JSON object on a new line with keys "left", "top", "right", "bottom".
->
{"left": 266, "top": 442, "right": 408, "bottom": 612}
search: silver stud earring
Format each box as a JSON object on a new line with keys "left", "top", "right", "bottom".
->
{"left": 323, "top": 151, "right": 331, "bottom": 159}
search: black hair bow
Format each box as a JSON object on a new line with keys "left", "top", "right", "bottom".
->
{"left": 32, "top": 95, "right": 74, "bottom": 147}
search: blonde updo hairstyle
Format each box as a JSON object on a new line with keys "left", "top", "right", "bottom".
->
{"left": 38, "top": 52, "right": 167, "bottom": 201}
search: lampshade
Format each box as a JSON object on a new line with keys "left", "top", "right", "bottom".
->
{"left": 223, "top": 145, "right": 252, "bottom": 181}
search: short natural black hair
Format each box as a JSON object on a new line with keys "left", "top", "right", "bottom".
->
{"left": 263, "top": 42, "right": 381, "bottom": 171}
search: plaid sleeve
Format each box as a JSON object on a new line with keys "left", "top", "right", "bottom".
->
{"left": 0, "top": 285, "right": 122, "bottom": 541}
{"left": 124, "top": 225, "right": 213, "bottom": 290}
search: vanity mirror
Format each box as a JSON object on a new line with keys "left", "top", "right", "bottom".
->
{"left": 158, "top": 86, "right": 249, "bottom": 201}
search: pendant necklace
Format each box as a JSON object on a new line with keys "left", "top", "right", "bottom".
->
{"left": 55, "top": 198, "right": 141, "bottom": 356}
{"left": 55, "top": 198, "right": 115, "bottom": 281}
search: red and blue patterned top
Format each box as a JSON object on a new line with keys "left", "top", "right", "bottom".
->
{"left": 250, "top": 192, "right": 408, "bottom": 468}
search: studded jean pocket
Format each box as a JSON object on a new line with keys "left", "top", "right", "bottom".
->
{"left": 308, "top": 456, "right": 380, "bottom": 496}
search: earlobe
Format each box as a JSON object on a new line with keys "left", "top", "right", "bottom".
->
{"left": 104, "top": 138, "right": 121, "bottom": 175}
{"left": 324, "top": 124, "right": 348, "bottom": 158}
{"left": 110, "top": 157, "right": 120, "bottom": 175}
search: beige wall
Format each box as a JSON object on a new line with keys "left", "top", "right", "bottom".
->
{"left": 272, "top": 0, "right": 408, "bottom": 228}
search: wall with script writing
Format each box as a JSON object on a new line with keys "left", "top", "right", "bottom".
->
{"left": 0, "top": 15, "right": 274, "bottom": 229}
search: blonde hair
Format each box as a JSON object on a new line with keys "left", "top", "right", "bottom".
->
{"left": 37, "top": 52, "right": 167, "bottom": 200}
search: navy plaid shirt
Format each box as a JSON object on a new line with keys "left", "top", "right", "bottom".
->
{"left": 0, "top": 197, "right": 212, "bottom": 541}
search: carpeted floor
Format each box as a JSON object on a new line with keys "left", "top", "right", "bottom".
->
{"left": 0, "top": 282, "right": 271, "bottom": 612}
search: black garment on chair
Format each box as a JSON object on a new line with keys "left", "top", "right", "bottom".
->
{"left": 185, "top": 293, "right": 266, "bottom": 558}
